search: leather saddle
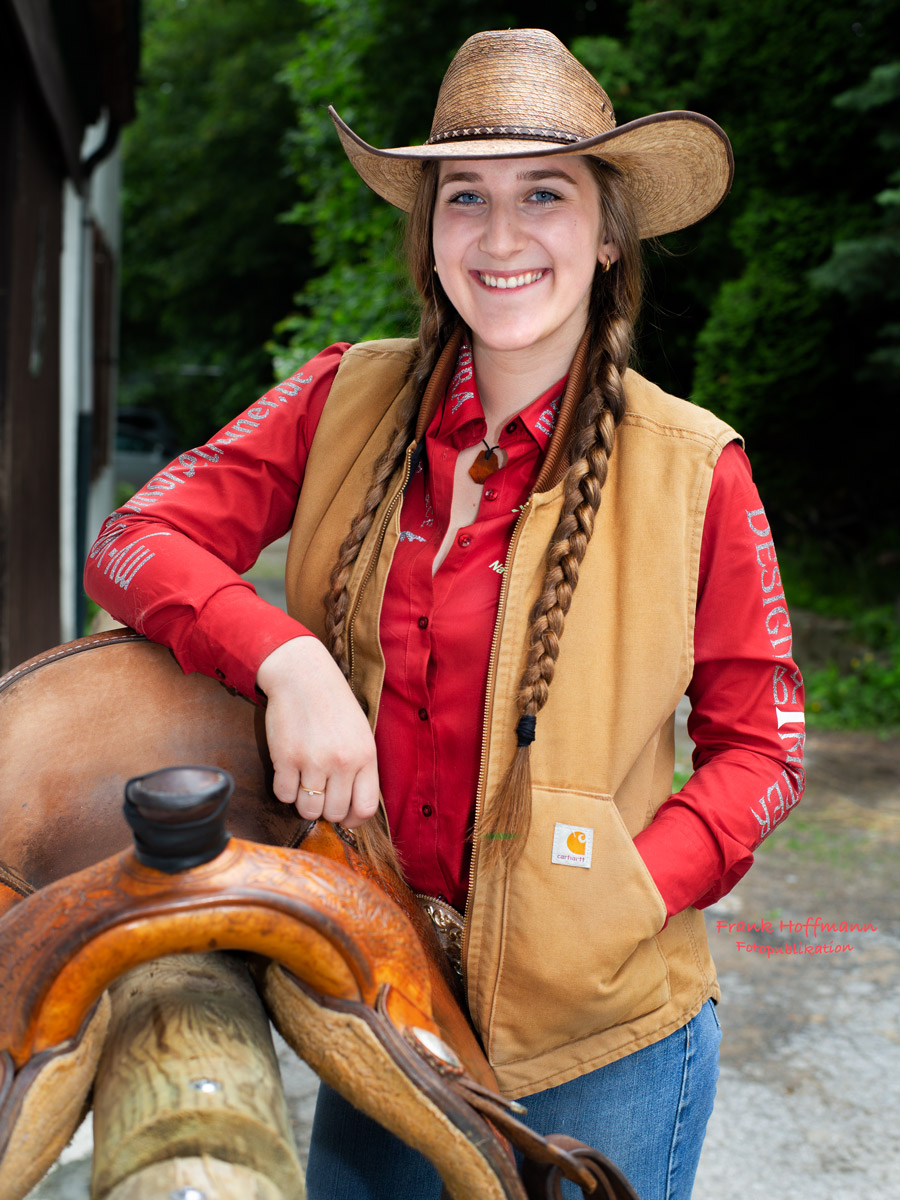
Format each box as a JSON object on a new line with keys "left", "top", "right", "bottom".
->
{"left": 0, "top": 631, "right": 640, "bottom": 1199}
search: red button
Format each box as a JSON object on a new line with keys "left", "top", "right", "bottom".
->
{"left": 421, "top": 804, "right": 433, "bottom": 817}
{"left": 418, "top": 616, "right": 429, "bottom": 629}
{"left": 484, "top": 488, "right": 498, "bottom": 501}
{"left": 418, "top": 707, "right": 428, "bottom": 721}
{"left": 457, "top": 534, "right": 471, "bottom": 548}
{"left": 505, "top": 420, "right": 518, "bottom": 434}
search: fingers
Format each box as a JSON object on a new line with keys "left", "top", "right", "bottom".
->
{"left": 271, "top": 752, "right": 375, "bottom": 823}
{"left": 342, "top": 758, "right": 381, "bottom": 829}
{"left": 258, "top": 636, "right": 382, "bottom": 829}
{"left": 270, "top": 760, "right": 303, "bottom": 808}
{"left": 294, "top": 758, "right": 380, "bottom": 827}
{"left": 296, "top": 780, "right": 327, "bottom": 821}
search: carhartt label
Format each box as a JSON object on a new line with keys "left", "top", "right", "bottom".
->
{"left": 551, "top": 823, "right": 593, "bottom": 869}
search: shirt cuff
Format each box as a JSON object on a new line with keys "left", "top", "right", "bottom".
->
{"left": 633, "top": 801, "right": 726, "bottom": 923}
{"left": 190, "top": 584, "right": 315, "bottom": 701}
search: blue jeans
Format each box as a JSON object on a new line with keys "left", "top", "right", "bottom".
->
{"left": 305, "top": 999, "right": 721, "bottom": 1199}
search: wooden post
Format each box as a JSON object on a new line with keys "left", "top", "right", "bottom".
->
{"left": 91, "top": 953, "right": 305, "bottom": 1200}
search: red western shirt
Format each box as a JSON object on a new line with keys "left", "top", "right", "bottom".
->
{"left": 86, "top": 341, "right": 805, "bottom": 917}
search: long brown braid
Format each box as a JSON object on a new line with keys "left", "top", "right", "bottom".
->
{"left": 324, "top": 157, "right": 644, "bottom": 875}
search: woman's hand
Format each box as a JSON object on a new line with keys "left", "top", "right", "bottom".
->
{"left": 255, "top": 637, "right": 380, "bottom": 828}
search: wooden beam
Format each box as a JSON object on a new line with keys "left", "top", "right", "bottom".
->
{"left": 7, "top": 0, "right": 85, "bottom": 188}
{"left": 91, "top": 953, "right": 305, "bottom": 1200}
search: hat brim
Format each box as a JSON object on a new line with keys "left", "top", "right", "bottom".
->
{"left": 330, "top": 106, "right": 734, "bottom": 239}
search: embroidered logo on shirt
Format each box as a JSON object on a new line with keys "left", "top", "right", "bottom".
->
{"left": 399, "top": 531, "right": 426, "bottom": 543}
{"left": 744, "top": 505, "right": 804, "bottom": 842}
{"left": 421, "top": 491, "right": 434, "bottom": 528}
{"left": 122, "top": 371, "right": 314, "bottom": 513}
{"left": 534, "top": 394, "right": 561, "bottom": 436}
{"left": 488, "top": 560, "right": 505, "bottom": 575}
{"left": 551, "top": 823, "right": 593, "bottom": 868}
{"left": 448, "top": 342, "right": 475, "bottom": 413}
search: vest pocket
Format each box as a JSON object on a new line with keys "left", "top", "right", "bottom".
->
{"left": 484, "top": 786, "right": 670, "bottom": 1066}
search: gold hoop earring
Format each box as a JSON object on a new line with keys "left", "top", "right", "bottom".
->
{"left": 602, "top": 256, "right": 612, "bottom": 274}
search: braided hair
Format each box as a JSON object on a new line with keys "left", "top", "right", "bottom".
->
{"left": 323, "top": 157, "right": 644, "bottom": 873}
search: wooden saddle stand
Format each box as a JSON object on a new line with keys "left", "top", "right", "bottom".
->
{"left": 0, "top": 631, "right": 640, "bottom": 1200}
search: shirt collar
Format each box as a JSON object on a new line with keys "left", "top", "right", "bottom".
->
{"left": 431, "top": 337, "right": 568, "bottom": 452}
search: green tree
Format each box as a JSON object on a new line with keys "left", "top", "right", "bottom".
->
{"left": 809, "top": 62, "right": 900, "bottom": 391}
{"left": 121, "top": 0, "right": 309, "bottom": 448}
{"left": 578, "top": 1, "right": 900, "bottom": 589}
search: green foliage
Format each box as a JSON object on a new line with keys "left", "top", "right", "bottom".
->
{"left": 806, "top": 606, "right": 900, "bottom": 731}
{"left": 582, "top": 2, "right": 900, "bottom": 584}
{"left": 807, "top": 652, "right": 900, "bottom": 731}
{"left": 778, "top": 541, "right": 900, "bottom": 618}
{"left": 267, "top": 0, "right": 444, "bottom": 371}
{"left": 692, "top": 194, "right": 838, "bottom": 473}
{"left": 121, "top": 0, "right": 309, "bottom": 447}
{"left": 808, "top": 60, "right": 900, "bottom": 389}
{"left": 272, "top": 0, "right": 505, "bottom": 371}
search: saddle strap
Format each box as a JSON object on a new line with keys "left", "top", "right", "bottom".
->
{"left": 450, "top": 1082, "right": 640, "bottom": 1199}
{"left": 521, "top": 1135, "right": 641, "bottom": 1200}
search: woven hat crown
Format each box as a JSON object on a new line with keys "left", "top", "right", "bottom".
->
{"left": 428, "top": 29, "right": 616, "bottom": 147}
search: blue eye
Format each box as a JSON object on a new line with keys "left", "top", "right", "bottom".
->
{"left": 448, "top": 191, "right": 483, "bottom": 205}
{"left": 531, "top": 189, "right": 561, "bottom": 205}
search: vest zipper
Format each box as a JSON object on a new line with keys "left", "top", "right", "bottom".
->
{"left": 461, "top": 498, "right": 532, "bottom": 963}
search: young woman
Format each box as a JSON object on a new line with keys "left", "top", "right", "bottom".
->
{"left": 87, "top": 29, "right": 804, "bottom": 1200}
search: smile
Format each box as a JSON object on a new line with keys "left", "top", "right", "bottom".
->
{"left": 476, "top": 271, "right": 545, "bottom": 290}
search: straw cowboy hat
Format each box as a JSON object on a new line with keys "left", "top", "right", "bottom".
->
{"left": 330, "top": 28, "right": 733, "bottom": 239}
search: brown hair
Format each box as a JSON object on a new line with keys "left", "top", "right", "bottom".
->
{"left": 324, "top": 156, "right": 643, "bottom": 873}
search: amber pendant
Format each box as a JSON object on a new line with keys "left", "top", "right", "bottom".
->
{"left": 469, "top": 449, "right": 500, "bottom": 484}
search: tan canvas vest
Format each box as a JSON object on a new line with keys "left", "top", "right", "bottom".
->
{"left": 285, "top": 339, "right": 740, "bottom": 1097}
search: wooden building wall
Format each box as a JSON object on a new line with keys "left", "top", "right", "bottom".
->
{"left": 0, "top": 21, "right": 64, "bottom": 672}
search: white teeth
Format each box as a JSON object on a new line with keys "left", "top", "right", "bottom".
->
{"left": 479, "top": 271, "right": 544, "bottom": 290}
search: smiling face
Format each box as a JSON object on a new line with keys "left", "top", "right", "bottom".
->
{"left": 432, "top": 156, "right": 616, "bottom": 373}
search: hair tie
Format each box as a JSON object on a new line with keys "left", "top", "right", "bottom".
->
{"left": 515, "top": 715, "right": 536, "bottom": 747}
